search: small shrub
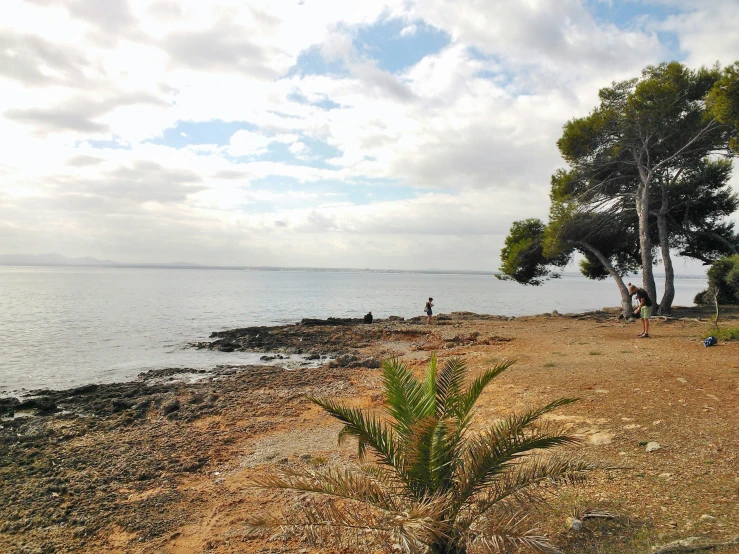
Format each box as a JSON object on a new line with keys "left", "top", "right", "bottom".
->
{"left": 694, "top": 255, "right": 739, "bottom": 305}
{"left": 589, "top": 351, "right": 602, "bottom": 356}
{"left": 543, "top": 361, "right": 556, "bottom": 367}
{"left": 705, "top": 326, "right": 739, "bottom": 341}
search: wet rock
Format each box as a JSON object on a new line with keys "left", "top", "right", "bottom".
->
{"left": 17, "top": 397, "right": 58, "bottom": 416}
{"left": 0, "top": 397, "right": 20, "bottom": 417}
{"left": 299, "top": 317, "right": 362, "bottom": 326}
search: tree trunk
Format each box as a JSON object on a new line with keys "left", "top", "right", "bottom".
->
{"left": 576, "top": 241, "right": 633, "bottom": 317}
{"left": 657, "top": 186, "right": 675, "bottom": 314}
{"left": 635, "top": 180, "right": 658, "bottom": 307}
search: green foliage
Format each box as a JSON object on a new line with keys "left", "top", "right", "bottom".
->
{"left": 695, "top": 255, "right": 739, "bottom": 305}
{"left": 579, "top": 254, "right": 609, "bottom": 280}
{"left": 504, "top": 62, "right": 739, "bottom": 304}
{"left": 671, "top": 159, "right": 739, "bottom": 264}
{"left": 245, "top": 355, "right": 602, "bottom": 553}
{"left": 500, "top": 219, "right": 570, "bottom": 285}
{"left": 708, "top": 62, "right": 739, "bottom": 153}
{"left": 705, "top": 326, "right": 739, "bottom": 341}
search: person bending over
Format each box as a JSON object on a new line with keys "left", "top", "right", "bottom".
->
{"left": 628, "top": 283, "right": 653, "bottom": 338}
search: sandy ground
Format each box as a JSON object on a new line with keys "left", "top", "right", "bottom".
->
{"left": 2, "top": 308, "right": 738, "bottom": 553}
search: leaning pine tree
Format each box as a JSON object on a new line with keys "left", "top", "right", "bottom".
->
{"left": 245, "top": 356, "right": 604, "bottom": 553}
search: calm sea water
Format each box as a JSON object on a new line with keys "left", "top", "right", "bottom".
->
{"left": 0, "top": 266, "right": 707, "bottom": 393}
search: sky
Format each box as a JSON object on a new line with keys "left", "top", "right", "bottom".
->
{"left": 1, "top": 0, "right": 738, "bottom": 271}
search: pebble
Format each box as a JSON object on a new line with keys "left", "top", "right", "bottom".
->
{"left": 589, "top": 432, "right": 613, "bottom": 446}
{"left": 700, "top": 514, "right": 716, "bottom": 522}
{"left": 646, "top": 442, "right": 661, "bottom": 452}
{"left": 566, "top": 517, "right": 583, "bottom": 531}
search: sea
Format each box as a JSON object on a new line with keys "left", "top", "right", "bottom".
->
{"left": 0, "top": 266, "right": 708, "bottom": 393}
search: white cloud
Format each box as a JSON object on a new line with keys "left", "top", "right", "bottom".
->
{"left": 0, "top": 0, "right": 735, "bottom": 269}
{"left": 658, "top": 1, "right": 739, "bottom": 67}
{"left": 400, "top": 24, "right": 417, "bottom": 37}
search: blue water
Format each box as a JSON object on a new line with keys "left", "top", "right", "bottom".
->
{"left": 0, "top": 266, "right": 707, "bottom": 392}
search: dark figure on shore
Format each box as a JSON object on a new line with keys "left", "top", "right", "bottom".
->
{"left": 628, "top": 283, "right": 653, "bottom": 338}
{"left": 363, "top": 311, "right": 373, "bottom": 324}
{"left": 424, "top": 297, "right": 434, "bottom": 325}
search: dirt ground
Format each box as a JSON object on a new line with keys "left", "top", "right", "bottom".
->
{"left": 2, "top": 307, "right": 738, "bottom": 554}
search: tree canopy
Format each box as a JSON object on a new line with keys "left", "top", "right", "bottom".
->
{"left": 500, "top": 61, "right": 739, "bottom": 315}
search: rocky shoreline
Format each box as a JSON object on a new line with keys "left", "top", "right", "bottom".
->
{"left": 3, "top": 307, "right": 738, "bottom": 554}
{"left": 0, "top": 361, "right": 359, "bottom": 553}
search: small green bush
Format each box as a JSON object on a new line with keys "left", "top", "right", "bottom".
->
{"left": 695, "top": 255, "right": 739, "bottom": 305}
{"left": 705, "top": 326, "right": 739, "bottom": 341}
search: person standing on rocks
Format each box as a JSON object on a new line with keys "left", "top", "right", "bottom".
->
{"left": 628, "top": 283, "right": 653, "bottom": 338}
{"left": 424, "top": 297, "right": 434, "bottom": 325}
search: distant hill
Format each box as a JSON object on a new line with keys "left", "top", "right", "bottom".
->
{"left": 0, "top": 253, "right": 117, "bottom": 267}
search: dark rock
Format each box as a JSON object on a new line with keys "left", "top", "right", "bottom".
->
{"left": 111, "top": 399, "right": 132, "bottom": 413}
{"left": 0, "top": 397, "right": 20, "bottom": 417}
{"left": 162, "top": 399, "right": 180, "bottom": 415}
{"left": 299, "top": 317, "right": 362, "bottom": 326}
{"left": 330, "top": 354, "right": 358, "bottom": 368}
{"left": 17, "top": 397, "right": 57, "bottom": 416}
{"left": 355, "top": 358, "right": 381, "bottom": 369}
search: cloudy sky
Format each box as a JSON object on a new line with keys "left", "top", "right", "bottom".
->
{"left": 2, "top": 0, "right": 738, "bottom": 270}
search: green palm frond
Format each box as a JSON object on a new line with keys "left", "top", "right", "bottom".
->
{"left": 497, "top": 397, "right": 579, "bottom": 435}
{"left": 454, "top": 405, "right": 580, "bottom": 508}
{"left": 310, "top": 397, "right": 401, "bottom": 468}
{"left": 423, "top": 353, "right": 438, "bottom": 411}
{"left": 382, "top": 358, "right": 432, "bottom": 436}
{"left": 403, "top": 415, "right": 460, "bottom": 496}
{"left": 434, "top": 356, "right": 467, "bottom": 416}
{"left": 455, "top": 360, "right": 516, "bottom": 423}
{"left": 456, "top": 455, "right": 607, "bottom": 533}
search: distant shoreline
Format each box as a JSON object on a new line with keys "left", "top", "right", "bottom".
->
{"left": 0, "top": 263, "right": 708, "bottom": 279}
{"left": 0, "top": 262, "right": 500, "bottom": 275}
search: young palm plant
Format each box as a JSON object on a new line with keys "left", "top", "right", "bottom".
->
{"left": 245, "top": 355, "right": 601, "bottom": 553}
